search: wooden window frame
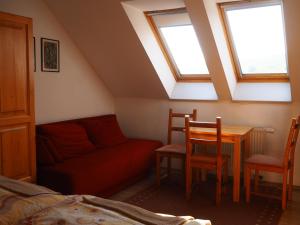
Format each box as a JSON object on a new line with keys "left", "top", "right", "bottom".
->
{"left": 144, "top": 8, "right": 211, "bottom": 83}
{"left": 219, "top": 0, "right": 289, "bottom": 83}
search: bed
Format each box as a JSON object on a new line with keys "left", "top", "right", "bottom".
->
{"left": 0, "top": 176, "right": 211, "bottom": 225}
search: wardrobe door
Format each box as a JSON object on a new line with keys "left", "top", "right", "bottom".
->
{"left": 0, "top": 12, "right": 36, "bottom": 182}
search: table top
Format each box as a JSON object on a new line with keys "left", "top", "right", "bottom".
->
{"left": 190, "top": 125, "right": 253, "bottom": 137}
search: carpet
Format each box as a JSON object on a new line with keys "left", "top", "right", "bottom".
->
{"left": 125, "top": 176, "right": 282, "bottom": 225}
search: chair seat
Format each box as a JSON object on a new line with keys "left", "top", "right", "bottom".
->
{"left": 155, "top": 144, "right": 186, "bottom": 154}
{"left": 191, "top": 153, "right": 229, "bottom": 164}
{"left": 245, "top": 154, "right": 282, "bottom": 167}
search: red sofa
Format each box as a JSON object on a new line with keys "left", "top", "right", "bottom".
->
{"left": 36, "top": 115, "right": 162, "bottom": 197}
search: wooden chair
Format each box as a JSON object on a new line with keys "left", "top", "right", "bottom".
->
{"left": 244, "top": 116, "right": 300, "bottom": 210}
{"left": 185, "top": 116, "right": 229, "bottom": 205}
{"left": 155, "top": 109, "right": 197, "bottom": 186}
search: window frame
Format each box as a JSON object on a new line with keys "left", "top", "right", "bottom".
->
{"left": 144, "top": 8, "right": 211, "bottom": 82}
{"left": 219, "top": 0, "right": 289, "bottom": 82}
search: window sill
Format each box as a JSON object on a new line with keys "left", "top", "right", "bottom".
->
{"left": 171, "top": 82, "right": 218, "bottom": 100}
{"left": 232, "top": 82, "right": 292, "bottom": 102}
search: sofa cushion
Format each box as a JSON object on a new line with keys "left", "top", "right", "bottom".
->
{"left": 37, "top": 135, "right": 64, "bottom": 163}
{"left": 38, "top": 139, "right": 162, "bottom": 196}
{"left": 39, "top": 123, "right": 96, "bottom": 160}
{"left": 36, "top": 135, "right": 56, "bottom": 166}
{"left": 80, "top": 115, "right": 127, "bottom": 148}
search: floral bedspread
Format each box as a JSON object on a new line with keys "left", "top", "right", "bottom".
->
{"left": 0, "top": 176, "right": 211, "bottom": 225}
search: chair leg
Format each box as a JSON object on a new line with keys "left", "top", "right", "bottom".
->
{"left": 244, "top": 165, "right": 247, "bottom": 187}
{"left": 202, "top": 145, "right": 208, "bottom": 182}
{"left": 186, "top": 164, "right": 192, "bottom": 200}
{"left": 156, "top": 153, "right": 161, "bottom": 186}
{"left": 254, "top": 169, "right": 259, "bottom": 193}
{"left": 223, "top": 161, "right": 229, "bottom": 194}
{"left": 167, "top": 156, "right": 171, "bottom": 179}
{"left": 216, "top": 165, "right": 222, "bottom": 206}
{"left": 182, "top": 157, "right": 186, "bottom": 183}
{"left": 288, "top": 167, "right": 294, "bottom": 201}
{"left": 201, "top": 169, "right": 207, "bottom": 182}
{"left": 195, "top": 169, "right": 200, "bottom": 184}
{"left": 245, "top": 166, "right": 251, "bottom": 203}
{"left": 282, "top": 171, "right": 288, "bottom": 210}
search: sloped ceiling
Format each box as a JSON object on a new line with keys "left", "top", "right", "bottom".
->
{"left": 44, "top": 0, "right": 300, "bottom": 101}
{"left": 44, "top": 0, "right": 168, "bottom": 99}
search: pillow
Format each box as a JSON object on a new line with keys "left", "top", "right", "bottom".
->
{"left": 80, "top": 115, "right": 127, "bottom": 147}
{"left": 36, "top": 135, "right": 56, "bottom": 166}
{"left": 40, "top": 123, "right": 96, "bottom": 160}
{"left": 37, "top": 135, "right": 63, "bottom": 163}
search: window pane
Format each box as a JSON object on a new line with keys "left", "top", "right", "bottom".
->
{"left": 160, "top": 25, "right": 209, "bottom": 75}
{"left": 226, "top": 4, "right": 287, "bottom": 74}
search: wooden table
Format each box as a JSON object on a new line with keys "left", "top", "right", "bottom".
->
{"left": 190, "top": 125, "right": 253, "bottom": 202}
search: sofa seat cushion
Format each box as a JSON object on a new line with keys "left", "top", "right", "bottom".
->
{"left": 38, "top": 139, "right": 162, "bottom": 196}
{"left": 39, "top": 123, "right": 96, "bottom": 160}
{"left": 80, "top": 115, "right": 127, "bottom": 148}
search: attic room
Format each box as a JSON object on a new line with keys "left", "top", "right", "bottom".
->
{"left": 0, "top": 0, "right": 299, "bottom": 224}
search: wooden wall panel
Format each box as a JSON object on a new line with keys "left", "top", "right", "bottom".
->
{"left": 0, "top": 12, "right": 36, "bottom": 182}
{"left": 0, "top": 125, "right": 31, "bottom": 180}
{"left": 0, "top": 21, "right": 28, "bottom": 116}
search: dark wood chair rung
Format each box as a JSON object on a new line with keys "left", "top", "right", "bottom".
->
{"left": 171, "top": 127, "right": 185, "bottom": 132}
{"left": 251, "top": 191, "right": 281, "bottom": 200}
{"left": 189, "top": 121, "right": 218, "bottom": 128}
{"left": 172, "top": 112, "right": 195, "bottom": 118}
{"left": 190, "top": 138, "right": 217, "bottom": 145}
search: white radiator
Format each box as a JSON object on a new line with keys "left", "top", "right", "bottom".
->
{"left": 210, "top": 127, "right": 273, "bottom": 174}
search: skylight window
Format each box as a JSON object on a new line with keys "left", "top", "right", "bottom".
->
{"left": 220, "top": 0, "right": 288, "bottom": 81}
{"left": 160, "top": 25, "right": 209, "bottom": 75}
{"left": 145, "top": 8, "right": 210, "bottom": 82}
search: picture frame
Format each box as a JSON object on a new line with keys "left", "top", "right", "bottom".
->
{"left": 41, "top": 38, "right": 60, "bottom": 72}
{"left": 33, "top": 37, "right": 36, "bottom": 72}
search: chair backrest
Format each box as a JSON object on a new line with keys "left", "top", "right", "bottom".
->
{"left": 167, "top": 109, "right": 197, "bottom": 144}
{"left": 185, "top": 116, "right": 222, "bottom": 162}
{"left": 283, "top": 116, "right": 300, "bottom": 168}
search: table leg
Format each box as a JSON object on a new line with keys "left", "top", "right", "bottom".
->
{"left": 156, "top": 153, "right": 160, "bottom": 186}
{"left": 244, "top": 133, "right": 251, "bottom": 187}
{"left": 167, "top": 156, "right": 171, "bottom": 179}
{"left": 244, "top": 132, "right": 251, "bottom": 159}
{"left": 233, "top": 137, "right": 241, "bottom": 202}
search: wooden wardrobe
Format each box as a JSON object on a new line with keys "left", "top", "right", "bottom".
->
{"left": 0, "top": 12, "right": 36, "bottom": 182}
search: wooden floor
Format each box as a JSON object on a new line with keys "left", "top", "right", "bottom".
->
{"left": 111, "top": 174, "right": 300, "bottom": 225}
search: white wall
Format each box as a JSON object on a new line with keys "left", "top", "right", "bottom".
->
{"left": 44, "top": 0, "right": 168, "bottom": 99}
{"left": 0, "top": 0, "right": 115, "bottom": 124}
{"left": 115, "top": 97, "right": 300, "bottom": 185}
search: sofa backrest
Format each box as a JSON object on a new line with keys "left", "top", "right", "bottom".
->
{"left": 36, "top": 114, "right": 127, "bottom": 166}
{"left": 36, "top": 114, "right": 119, "bottom": 132}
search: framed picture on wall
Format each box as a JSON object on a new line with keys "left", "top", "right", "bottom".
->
{"left": 41, "top": 38, "right": 60, "bottom": 72}
{"left": 33, "top": 37, "right": 36, "bottom": 72}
